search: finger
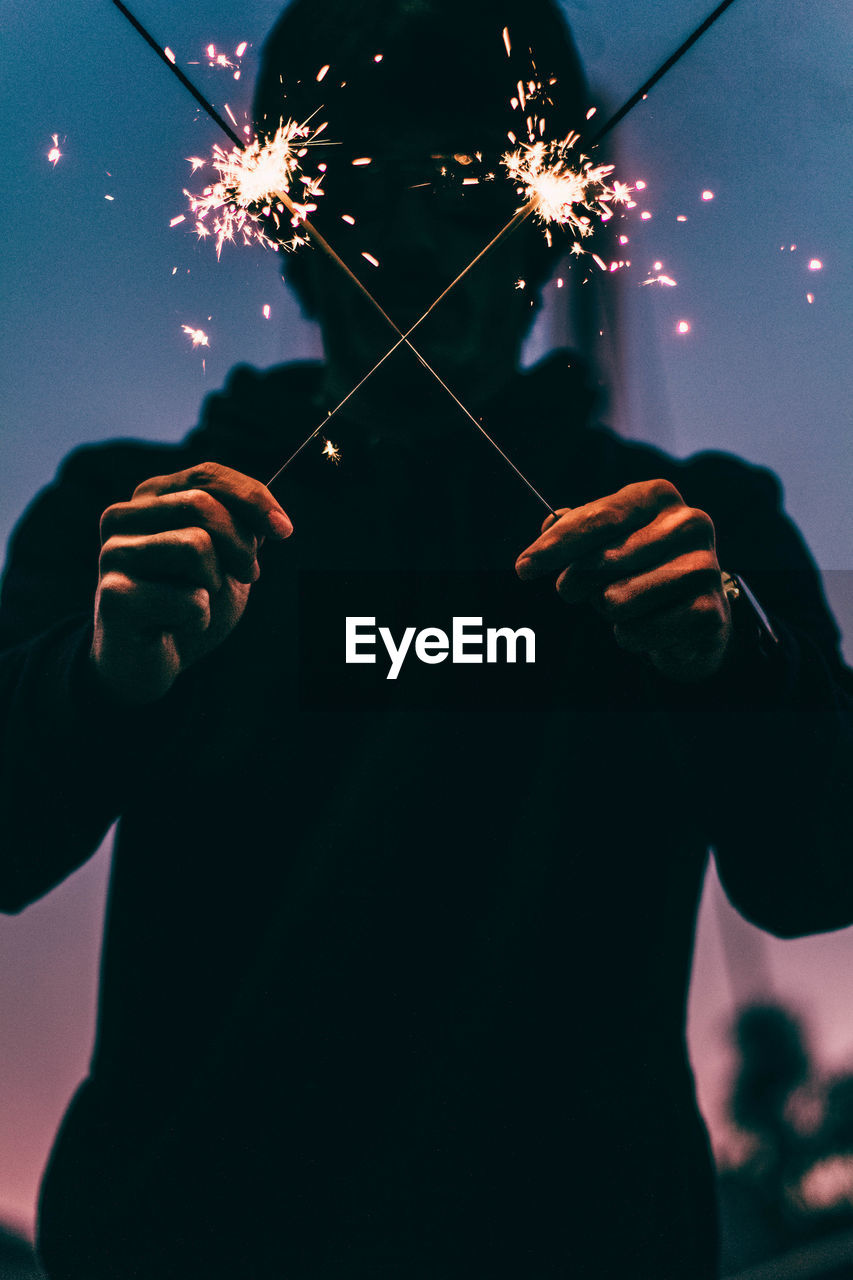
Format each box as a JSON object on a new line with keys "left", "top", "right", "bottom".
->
{"left": 132, "top": 462, "right": 293, "bottom": 540}
{"left": 101, "top": 492, "right": 260, "bottom": 583}
{"left": 555, "top": 505, "right": 715, "bottom": 603}
{"left": 100, "top": 530, "right": 225, "bottom": 594}
{"left": 97, "top": 573, "right": 211, "bottom": 635}
{"left": 569, "top": 551, "right": 722, "bottom": 622}
{"left": 516, "top": 479, "right": 684, "bottom": 580}
{"left": 540, "top": 507, "right": 572, "bottom": 534}
{"left": 612, "top": 592, "right": 729, "bottom": 656}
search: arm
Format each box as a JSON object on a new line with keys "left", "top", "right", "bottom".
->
{"left": 515, "top": 455, "right": 853, "bottom": 938}
{"left": 0, "top": 451, "right": 292, "bottom": 913}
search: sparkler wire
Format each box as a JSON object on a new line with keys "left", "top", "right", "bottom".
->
{"left": 108, "top": 0, "right": 557, "bottom": 511}
{"left": 108, "top": 0, "right": 243, "bottom": 148}
{"left": 275, "top": 0, "right": 743, "bottom": 491}
{"left": 588, "top": 0, "right": 741, "bottom": 145}
{"left": 109, "top": 0, "right": 740, "bottom": 515}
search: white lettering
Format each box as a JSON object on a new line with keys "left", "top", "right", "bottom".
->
{"left": 452, "top": 616, "right": 483, "bottom": 664}
{"left": 414, "top": 628, "right": 449, "bottom": 664}
{"left": 378, "top": 626, "right": 416, "bottom": 680}
{"left": 345, "top": 617, "right": 377, "bottom": 663}
{"left": 344, "top": 618, "right": 536, "bottom": 678}
{"left": 486, "top": 626, "right": 536, "bottom": 664}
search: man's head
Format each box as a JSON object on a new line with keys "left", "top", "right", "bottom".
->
{"left": 254, "top": 0, "right": 591, "bottom": 413}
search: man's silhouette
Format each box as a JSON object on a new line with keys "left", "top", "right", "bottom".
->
{"left": 1, "top": 1, "right": 852, "bottom": 1276}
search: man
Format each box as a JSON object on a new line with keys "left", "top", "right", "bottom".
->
{"left": 1, "top": 0, "right": 851, "bottom": 1275}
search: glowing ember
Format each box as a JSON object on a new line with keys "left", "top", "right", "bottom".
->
{"left": 677, "top": 215, "right": 687, "bottom": 222}
{"left": 585, "top": 107, "right": 597, "bottom": 120}
{"left": 352, "top": 157, "right": 372, "bottom": 166}
{"left": 170, "top": 215, "right": 186, "bottom": 227}
{"left": 183, "top": 118, "right": 328, "bottom": 257}
{"left": 635, "top": 179, "right": 646, "bottom": 190}
{"left": 640, "top": 211, "right": 652, "bottom": 220}
{"left": 808, "top": 258, "right": 823, "bottom": 271}
{"left": 619, "top": 234, "right": 629, "bottom": 245}
{"left": 361, "top": 252, "right": 380, "bottom": 267}
{"left": 263, "top": 304, "right": 271, "bottom": 318}
{"left": 236, "top": 42, "right": 248, "bottom": 58}
{"left": 47, "top": 134, "right": 63, "bottom": 166}
{"left": 322, "top": 438, "right": 341, "bottom": 463}
{"left": 373, "top": 53, "right": 383, "bottom": 63}
{"left": 502, "top": 27, "right": 512, "bottom": 57}
{"left": 503, "top": 134, "right": 627, "bottom": 246}
{"left": 182, "top": 324, "right": 210, "bottom": 347}
{"left": 806, "top": 293, "right": 814, "bottom": 304}
{"left": 341, "top": 214, "right": 356, "bottom": 225}
{"left": 316, "top": 64, "right": 330, "bottom": 82}
{"left": 701, "top": 189, "right": 714, "bottom": 201}
{"left": 676, "top": 320, "right": 690, "bottom": 334}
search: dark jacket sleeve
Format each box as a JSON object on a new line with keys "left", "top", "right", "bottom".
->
{"left": 653, "top": 451, "right": 853, "bottom": 939}
{"left": 0, "top": 443, "right": 179, "bottom": 913}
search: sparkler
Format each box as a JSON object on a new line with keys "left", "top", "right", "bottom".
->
{"left": 268, "top": 0, "right": 744, "bottom": 494}
{"left": 183, "top": 119, "right": 328, "bottom": 258}
{"left": 110, "top": 0, "right": 743, "bottom": 512}
{"left": 107, "top": 0, "right": 561, "bottom": 510}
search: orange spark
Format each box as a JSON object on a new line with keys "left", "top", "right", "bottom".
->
{"left": 182, "top": 324, "right": 210, "bottom": 347}
{"left": 47, "top": 134, "right": 63, "bottom": 166}
{"left": 322, "top": 438, "right": 341, "bottom": 463}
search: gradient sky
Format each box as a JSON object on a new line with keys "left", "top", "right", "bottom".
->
{"left": 1, "top": 0, "right": 851, "bottom": 1238}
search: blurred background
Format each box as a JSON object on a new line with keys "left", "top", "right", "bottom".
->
{"left": 1, "top": 0, "right": 851, "bottom": 1274}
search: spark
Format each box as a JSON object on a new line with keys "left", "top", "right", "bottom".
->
{"left": 676, "top": 320, "right": 690, "bottom": 334}
{"left": 316, "top": 64, "right": 330, "bottom": 82}
{"left": 808, "top": 258, "right": 823, "bottom": 271}
{"left": 235, "top": 42, "right": 247, "bottom": 58}
{"left": 186, "top": 156, "right": 206, "bottom": 173}
{"left": 341, "top": 214, "right": 356, "bottom": 225}
{"left": 164, "top": 47, "right": 175, "bottom": 64}
{"left": 676, "top": 215, "right": 687, "bottom": 222}
{"left": 556, "top": 278, "right": 564, "bottom": 288}
{"left": 701, "top": 189, "right": 714, "bottom": 200}
{"left": 47, "top": 134, "right": 63, "bottom": 166}
{"left": 361, "top": 252, "right": 380, "bottom": 267}
{"left": 502, "top": 27, "right": 512, "bottom": 57}
{"left": 515, "top": 278, "right": 526, "bottom": 290}
{"left": 183, "top": 118, "right": 328, "bottom": 257}
{"left": 585, "top": 107, "right": 597, "bottom": 120}
{"left": 635, "top": 179, "right": 646, "bottom": 190}
{"left": 373, "top": 53, "right": 383, "bottom": 63}
{"left": 105, "top": 194, "right": 115, "bottom": 201}
{"left": 322, "top": 438, "right": 341, "bottom": 463}
{"left": 224, "top": 103, "right": 239, "bottom": 129}
{"left": 640, "top": 211, "right": 652, "bottom": 220}
{"left": 182, "top": 324, "right": 210, "bottom": 347}
{"left": 263, "top": 304, "right": 271, "bottom": 318}
{"left": 806, "top": 293, "right": 814, "bottom": 304}
{"left": 170, "top": 214, "right": 186, "bottom": 227}
{"left": 502, "top": 134, "right": 626, "bottom": 247}
{"left": 619, "top": 234, "right": 629, "bottom": 245}
{"left": 352, "top": 157, "right": 372, "bottom": 166}
{"left": 641, "top": 273, "right": 677, "bottom": 286}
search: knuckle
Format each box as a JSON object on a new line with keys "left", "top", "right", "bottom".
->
{"left": 650, "top": 478, "right": 682, "bottom": 506}
{"left": 187, "top": 462, "right": 224, "bottom": 488}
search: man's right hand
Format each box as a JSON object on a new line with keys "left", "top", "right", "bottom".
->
{"left": 90, "top": 462, "right": 293, "bottom": 704}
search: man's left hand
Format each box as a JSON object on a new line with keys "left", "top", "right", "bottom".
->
{"left": 515, "top": 479, "right": 733, "bottom": 683}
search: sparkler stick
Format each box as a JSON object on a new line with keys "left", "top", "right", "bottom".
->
{"left": 274, "top": 0, "right": 743, "bottom": 490}
{"left": 108, "top": 0, "right": 560, "bottom": 513}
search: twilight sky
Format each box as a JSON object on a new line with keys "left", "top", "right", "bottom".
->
{"left": 0, "top": 0, "right": 851, "bottom": 1237}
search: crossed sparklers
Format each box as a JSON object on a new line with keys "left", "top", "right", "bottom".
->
{"left": 109, "top": 0, "right": 741, "bottom": 516}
